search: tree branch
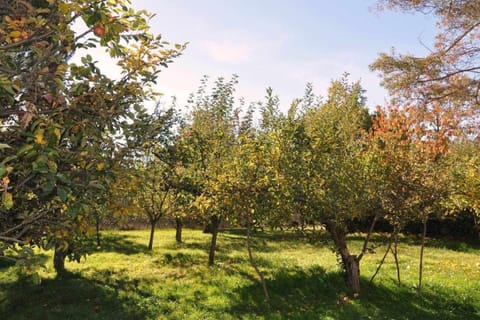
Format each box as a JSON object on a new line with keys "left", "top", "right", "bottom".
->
{"left": 358, "top": 213, "right": 380, "bottom": 261}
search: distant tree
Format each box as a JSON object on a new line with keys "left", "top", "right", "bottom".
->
{"left": 135, "top": 161, "right": 178, "bottom": 250}
{"left": 119, "top": 105, "right": 182, "bottom": 250}
{"left": 447, "top": 138, "right": 480, "bottom": 234}
{"left": 180, "top": 76, "right": 239, "bottom": 266}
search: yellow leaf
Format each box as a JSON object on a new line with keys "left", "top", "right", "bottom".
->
{"left": 3, "top": 192, "right": 13, "bottom": 209}
{"left": 58, "top": 3, "right": 70, "bottom": 13}
{"left": 34, "top": 129, "right": 46, "bottom": 145}
{"left": 96, "top": 162, "right": 105, "bottom": 171}
{"left": 9, "top": 31, "right": 22, "bottom": 38}
{"left": 54, "top": 128, "right": 61, "bottom": 141}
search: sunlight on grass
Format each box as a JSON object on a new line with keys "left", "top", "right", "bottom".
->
{"left": 1, "top": 229, "right": 479, "bottom": 319}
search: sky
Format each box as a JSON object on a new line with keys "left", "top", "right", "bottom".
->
{"left": 104, "top": 1, "right": 439, "bottom": 112}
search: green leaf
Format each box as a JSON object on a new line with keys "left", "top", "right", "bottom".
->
{"left": 1, "top": 155, "right": 17, "bottom": 164}
{"left": 57, "top": 187, "right": 68, "bottom": 202}
{"left": 0, "top": 164, "right": 6, "bottom": 176}
{"left": 17, "top": 144, "right": 34, "bottom": 156}
{"left": 88, "top": 180, "right": 105, "bottom": 190}
{"left": 0, "top": 143, "right": 11, "bottom": 149}
{"left": 56, "top": 173, "right": 68, "bottom": 184}
{"left": 42, "top": 182, "right": 54, "bottom": 195}
{"left": 30, "top": 273, "right": 42, "bottom": 285}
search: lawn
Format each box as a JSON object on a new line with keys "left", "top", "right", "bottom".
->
{"left": 1, "top": 228, "right": 479, "bottom": 319}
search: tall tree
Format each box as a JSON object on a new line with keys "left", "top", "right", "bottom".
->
{"left": 301, "top": 76, "right": 379, "bottom": 294}
{"left": 372, "top": 0, "right": 480, "bottom": 137}
{"left": 371, "top": 0, "right": 477, "bottom": 289}
{"left": 0, "top": 0, "right": 184, "bottom": 271}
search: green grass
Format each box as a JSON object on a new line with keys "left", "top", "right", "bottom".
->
{"left": 1, "top": 229, "right": 479, "bottom": 319}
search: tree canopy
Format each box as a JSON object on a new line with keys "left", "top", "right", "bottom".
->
{"left": 0, "top": 0, "right": 184, "bottom": 266}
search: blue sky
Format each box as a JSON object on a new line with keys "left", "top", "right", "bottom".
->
{"left": 128, "top": 0, "right": 438, "bottom": 111}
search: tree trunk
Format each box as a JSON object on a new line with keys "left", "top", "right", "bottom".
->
{"left": 53, "top": 244, "right": 67, "bottom": 275}
{"left": 474, "top": 214, "right": 479, "bottom": 240}
{"left": 327, "top": 222, "right": 361, "bottom": 294}
{"left": 148, "top": 221, "right": 156, "bottom": 250}
{"left": 175, "top": 218, "right": 183, "bottom": 243}
{"left": 418, "top": 216, "right": 428, "bottom": 291}
{"left": 208, "top": 215, "right": 221, "bottom": 266}
{"left": 300, "top": 218, "right": 306, "bottom": 231}
{"left": 246, "top": 214, "right": 269, "bottom": 300}
{"left": 95, "top": 213, "right": 101, "bottom": 247}
{"left": 203, "top": 221, "right": 213, "bottom": 233}
{"left": 344, "top": 255, "right": 361, "bottom": 294}
{"left": 392, "top": 227, "right": 401, "bottom": 285}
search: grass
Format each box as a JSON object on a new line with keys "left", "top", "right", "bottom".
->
{"left": 1, "top": 228, "right": 479, "bottom": 319}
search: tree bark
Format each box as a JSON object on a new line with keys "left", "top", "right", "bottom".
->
{"left": 148, "top": 221, "right": 156, "bottom": 250}
{"left": 418, "top": 216, "right": 428, "bottom": 291}
{"left": 53, "top": 243, "right": 67, "bottom": 275}
{"left": 175, "top": 217, "right": 183, "bottom": 243}
{"left": 327, "top": 222, "right": 361, "bottom": 294}
{"left": 344, "top": 255, "right": 360, "bottom": 294}
{"left": 208, "top": 215, "right": 221, "bottom": 266}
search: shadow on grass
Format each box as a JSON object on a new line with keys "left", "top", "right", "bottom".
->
{"left": 228, "top": 265, "right": 480, "bottom": 320}
{"left": 0, "top": 253, "right": 49, "bottom": 271}
{"left": 151, "top": 251, "right": 204, "bottom": 268}
{"left": 0, "top": 268, "right": 181, "bottom": 320}
{"left": 159, "top": 244, "right": 274, "bottom": 269}
{"left": 164, "top": 240, "right": 210, "bottom": 252}
{"left": 89, "top": 233, "right": 150, "bottom": 255}
{"left": 346, "top": 233, "right": 480, "bottom": 254}
{"left": 223, "top": 228, "right": 330, "bottom": 242}
{"left": 166, "top": 231, "right": 275, "bottom": 254}
{"left": 424, "top": 237, "right": 480, "bottom": 253}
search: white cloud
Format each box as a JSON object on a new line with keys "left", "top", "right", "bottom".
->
{"left": 200, "top": 28, "right": 289, "bottom": 65}
{"left": 204, "top": 40, "right": 256, "bottom": 64}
